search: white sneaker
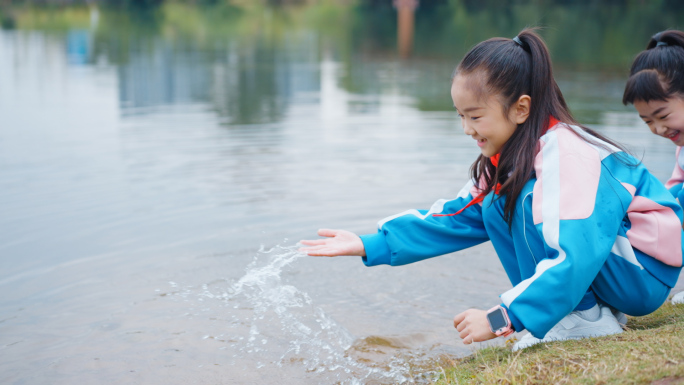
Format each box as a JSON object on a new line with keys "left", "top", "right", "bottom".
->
{"left": 512, "top": 305, "right": 623, "bottom": 351}
{"left": 672, "top": 291, "right": 684, "bottom": 305}
{"left": 607, "top": 306, "right": 628, "bottom": 328}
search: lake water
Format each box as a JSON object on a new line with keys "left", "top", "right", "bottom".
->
{"left": 1, "top": 2, "right": 683, "bottom": 384}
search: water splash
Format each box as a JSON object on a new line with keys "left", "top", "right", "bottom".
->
{"left": 168, "top": 243, "right": 445, "bottom": 384}
{"left": 228, "top": 244, "right": 362, "bottom": 377}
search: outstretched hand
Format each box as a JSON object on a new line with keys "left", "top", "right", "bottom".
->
{"left": 298, "top": 229, "right": 366, "bottom": 257}
{"left": 453, "top": 309, "right": 497, "bottom": 345}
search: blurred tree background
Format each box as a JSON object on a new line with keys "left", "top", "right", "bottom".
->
{"left": 2, "top": 0, "right": 683, "bottom": 121}
{"left": 4, "top": 0, "right": 682, "bottom": 69}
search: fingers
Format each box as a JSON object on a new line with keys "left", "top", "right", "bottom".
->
{"left": 299, "top": 229, "right": 364, "bottom": 257}
{"left": 299, "top": 239, "right": 327, "bottom": 246}
{"left": 459, "top": 327, "right": 477, "bottom": 344}
{"left": 454, "top": 312, "right": 470, "bottom": 342}
{"left": 454, "top": 309, "right": 496, "bottom": 345}
{"left": 317, "top": 228, "right": 338, "bottom": 237}
{"left": 299, "top": 229, "right": 338, "bottom": 249}
{"left": 453, "top": 311, "right": 466, "bottom": 329}
{"left": 458, "top": 326, "right": 473, "bottom": 344}
{"left": 299, "top": 229, "right": 339, "bottom": 246}
{"left": 454, "top": 309, "right": 482, "bottom": 344}
{"left": 298, "top": 244, "right": 342, "bottom": 257}
{"left": 301, "top": 247, "right": 336, "bottom": 257}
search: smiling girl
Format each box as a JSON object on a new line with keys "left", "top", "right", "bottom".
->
{"left": 301, "top": 29, "right": 684, "bottom": 350}
{"left": 623, "top": 29, "right": 684, "bottom": 304}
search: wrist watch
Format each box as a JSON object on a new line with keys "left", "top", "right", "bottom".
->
{"left": 486, "top": 305, "right": 515, "bottom": 337}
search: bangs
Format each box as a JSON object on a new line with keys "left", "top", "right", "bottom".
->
{"left": 623, "top": 69, "right": 671, "bottom": 104}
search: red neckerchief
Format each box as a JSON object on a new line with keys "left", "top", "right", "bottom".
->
{"left": 433, "top": 116, "right": 559, "bottom": 218}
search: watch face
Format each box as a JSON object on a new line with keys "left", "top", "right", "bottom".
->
{"left": 487, "top": 308, "right": 508, "bottom": 330}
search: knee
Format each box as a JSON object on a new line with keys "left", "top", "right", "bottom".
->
{"left": 614, "top": 287, "right": 671, "bottom": 316}
{"left": 624, "top": 301, "right": 663, "bottom": 317}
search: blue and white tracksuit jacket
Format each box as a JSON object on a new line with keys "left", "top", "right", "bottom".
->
{"left": 359, "top": 122, "right": 684, "bottom": 338}
{"left": 666, "top": 146, "right": 684, "bottom": 205}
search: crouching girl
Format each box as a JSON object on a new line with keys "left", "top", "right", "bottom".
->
{"left": 623, "top": 29, "right": 684, "bottom": 304}
{"left": 301, "top": 29, "right": 683, "bottom": 351}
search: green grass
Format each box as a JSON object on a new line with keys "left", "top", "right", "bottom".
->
{"left": 432, "top": 302, "right": 684, "bottom": 384}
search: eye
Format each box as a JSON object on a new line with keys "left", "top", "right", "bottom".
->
{"left": 471, "top": 116, "right": 480, "bottom": 121}
{"left": 457, "top": 113, "right": 464, "bottom": 118}
{"left": 658, "top": 114, "right": 670, "bottom": 120}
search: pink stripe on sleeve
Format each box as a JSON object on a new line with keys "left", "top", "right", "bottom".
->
{"left": 532, "top": 141, "right": 545, "bottom": 225}
{"left": 557, "top": 129, "right": 601, "bottom": 220}
{"left": 626, "top": 195, "right": 683, "bottom": 267}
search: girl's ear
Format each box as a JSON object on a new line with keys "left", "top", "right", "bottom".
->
{"left": 512, "top": 95, "right": 531, "bottom": 124}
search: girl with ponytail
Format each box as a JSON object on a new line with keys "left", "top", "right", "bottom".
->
{"left": 301, "top": 29, "right": 683, "bottom": 351}
{"left": 623, "top": 29, "right": 684, "bottom": 305}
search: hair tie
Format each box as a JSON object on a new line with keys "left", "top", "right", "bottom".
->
{"left": 651, "top": 32, "right": 667, "bottom": 48}
{"left": 512, "top": 35, "right": 531, "bottom": 53}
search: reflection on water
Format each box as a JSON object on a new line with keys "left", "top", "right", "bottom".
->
{"left": 1, "top": 1, "right": 684, "bottom": 384}
{"left": 395, "top": 0, "right": 418, "bottom": 59}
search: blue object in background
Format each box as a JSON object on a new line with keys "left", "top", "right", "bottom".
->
{"left": 66, "top": 29, "right": 90, "bottom": 65}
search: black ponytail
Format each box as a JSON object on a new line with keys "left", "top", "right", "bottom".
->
{"left": 623, "top": 30, "right": 684, "bottom": 104}
{"left": 456, "top": 28, "right": 627, "bottom": 229}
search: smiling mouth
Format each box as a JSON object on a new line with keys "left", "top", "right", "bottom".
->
{"left": 667, "top": 131, "right": 681, "bottom": 141}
